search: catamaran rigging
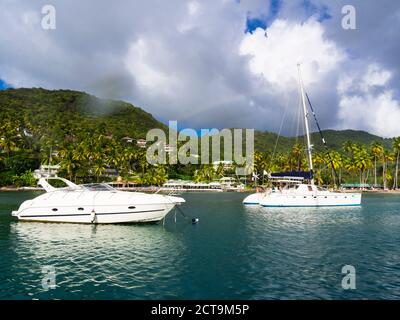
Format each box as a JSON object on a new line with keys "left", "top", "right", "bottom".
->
{"left": 298, "top": 64, "right": 314, "bottom": 184}
{"left": 242, "top": 64, "right": 362, "bottom": 207}
{"left": 305, "top": 92, "right": 340, "bottom": 185}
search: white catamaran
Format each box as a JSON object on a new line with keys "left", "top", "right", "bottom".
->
{"left": 243, "top": 65, "right": 362, "bottom": 207}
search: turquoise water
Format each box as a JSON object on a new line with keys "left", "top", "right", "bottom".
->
{"left": 1, "top": 191, "right": 400, "bottom": 300}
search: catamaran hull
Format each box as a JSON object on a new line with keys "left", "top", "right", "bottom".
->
{"left": 242, "top": 193, "right": 266, "bottom": 205}
{"left": 259, "top": 193, "right": 361, "bottom": 207}
{"left": 12, "top": 203, "right": 176, "bottom": 224}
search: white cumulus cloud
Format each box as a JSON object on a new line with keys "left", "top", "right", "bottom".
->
{"left": 1, "top": 0, "right": 399, "bottom": 136}
{"left": 239, "top": 18, "right": 345, "bottom": 91}
{"left": 124, "top": 38, "right": 180, "bottom": 97}
{"left": 337, "top": 64, "right": 400, "bottom": 137}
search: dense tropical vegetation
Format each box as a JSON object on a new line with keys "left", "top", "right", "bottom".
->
{"left": 252, "top": 139, "right": 400, "bottom": 189}
{"left": 1, "top": 88, "right": 400, "bottom": 189}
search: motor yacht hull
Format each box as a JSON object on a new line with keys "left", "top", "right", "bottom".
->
{"left": 13, "top": 204, "right": 175, "bottom": 224}
{"left": 12, "top": 188, "right": 185, "bottom": 224}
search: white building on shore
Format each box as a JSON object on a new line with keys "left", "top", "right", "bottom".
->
{"left": 33, "top": 164, "right": 61, "bottom": 179}
{"left": 161, "top": 177, "right": 244, "bottom": 192}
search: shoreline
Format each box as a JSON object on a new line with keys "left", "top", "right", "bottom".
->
{"left": 2, "top": 186, "right": 400, "bottom": 194}
{"left": 0, "top": 186, "right": 247, "bottom": 193}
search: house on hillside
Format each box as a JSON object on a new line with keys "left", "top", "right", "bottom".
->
{"left": 121, "top": 136, "right": 133, "bottom": 143}
{"left": 33, "top": 164, "right": 60, "bottom": 179}
{"left": 104, "top": 167, "right": 119, "bottom": 177}
{"left": 136, "top": 138, "right": 147, "bottom": 148}
{"left": 213, "top": 160, "right": 234, "bottom": 170}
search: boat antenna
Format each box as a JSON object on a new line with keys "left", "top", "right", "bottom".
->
{"left": 297, "top": 64, "right": 314, "bottom": 184}
{"left": 48, "top": 147, "right": 52, "bottom": 178}
{"left": 305, "top": 92, "right": 340, "bottom": 186}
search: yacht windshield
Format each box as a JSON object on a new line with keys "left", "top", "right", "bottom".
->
{"left": 81, "top": 183, "right": 117, "bottom": 191}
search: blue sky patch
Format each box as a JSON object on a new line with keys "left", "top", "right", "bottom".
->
{"left": 245, "top": 17, "right": 267, "bottom": 33}
{"left": 0, "top": 79, "right": 10, "bottom": 90}
{"left": 245, "top": 0, "right": 281, "bottom": 33}
{"left": 302, "top": 0, "right": 332, "bottom": 22}
{"left": 245, "top": 0, "right": 332, "bottom": 33}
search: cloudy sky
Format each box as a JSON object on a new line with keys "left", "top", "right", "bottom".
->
{"left": 1, "top": 0, "right": 400, "bottom": 137}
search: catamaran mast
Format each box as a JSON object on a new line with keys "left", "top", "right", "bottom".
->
{"left": 297, "top": 64, "right": 314, "bottom": 184}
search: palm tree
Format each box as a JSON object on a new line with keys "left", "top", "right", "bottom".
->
{"left": 344, "top": 156, "right": 358, "bottom": 184}
{"left": 253, "top": 151, "right": 264, "bottom": 174}
{"left": 215, "top": 163, "right": 225, "bottom": 178}
{"left": 353, "top": 145, "right": 372, "bottom": 185}
{"left": 141, "top": 165, "right": 168, "bottom": 186}
{"left": 253, "top": 151, "right": 270, "bottom": 184}
{"left": 313, "top": 151, "right": 325, "bottom": 186}
{"left": 260, "top": 153, "right": 270, "bottom": 184}
{"left": 59, "top": 148, "right": 76, "bottom": 180}
{"left": 93, "top": 161, "right": 106, "bottom": 181}
{"left": 343, "top": 141, "right": 356, "bottom": 154}
{"left": 138, "top": 151, "right": 149, "bottom": 177}
{"left": 290, "top": 143, "right": 304, "bottom": 171}
{"left": 269, "top": 153, "right": 285, "bottom": 173}
{"left": 371, "top": 141, "right": 384, "bottom": 187}
{"left": 313, "top": 170, "right": 324, "bottom": 186}
{"left": 327, "top": 150, "right": 343, "bottom": 186}
{"left": 392, "top": 137, "right": 400, "bottom": 189}
{"left": 382, "top": 149, "right": 394, "bottom": 190}
{"left": 0, "top": 118, "right": 19, "bottom": 158}
{"left": 194, "top": 165, "right": 215, "bottom": 182}
{"left": 154, "top": 165, "right": 168, "bottom": 185}
{"left": 280, "top": 154, "right": 291, "bottom": 172}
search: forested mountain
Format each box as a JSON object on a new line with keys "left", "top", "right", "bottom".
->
{"left": 1, "top": 88, "right": 399, "bottom": 188}
{"left": 254, "top": 129, "right": 393, "bottom": 153}
{"left": 0, "top": 88, "right": 167, "bottom": 141}
{"left": 0, "top": 88, "right": 392, "bottom": 154}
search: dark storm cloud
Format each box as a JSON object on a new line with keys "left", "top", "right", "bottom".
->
{"left": 0, "top": 0, "right": 399, "bottom": 136}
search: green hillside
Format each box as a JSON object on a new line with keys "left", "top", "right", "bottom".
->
{"left": 254, "top": 129, "right": 393, "bottom": 153}
{"left": 0, "top": 88, "right": 167, "bottom": 141}
{"left": 0, "top": 88, "right": 393, "bottom": 155}
{"left": 1, "top": 88, "right": 399, "bottom": 188}
{"left": 0, "top": 88, "right": 169, "bottom": 185}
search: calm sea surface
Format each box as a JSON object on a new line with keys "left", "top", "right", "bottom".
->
{"left": 1, "top": 191, "right": 400, "bottom": 300}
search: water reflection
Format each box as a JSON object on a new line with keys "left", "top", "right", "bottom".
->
{"left": 6, "top": 222, "right": 188, "bottom": 299}
{"left": 1, "top": 192, "right": 400, "bottom": 299}
{"left": 244, "top": 204, "right": 363, "bottom": 226}
{"left": 241, "top": 202, "right": 400, "bottom": 299}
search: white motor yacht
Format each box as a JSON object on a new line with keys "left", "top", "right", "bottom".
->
{"left": 12, "top": 177, "right": 185, "bottom": 224}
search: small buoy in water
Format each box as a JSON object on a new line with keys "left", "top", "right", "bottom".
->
{"left": 192, "top": 218, "right": 199, "bottom": 224}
